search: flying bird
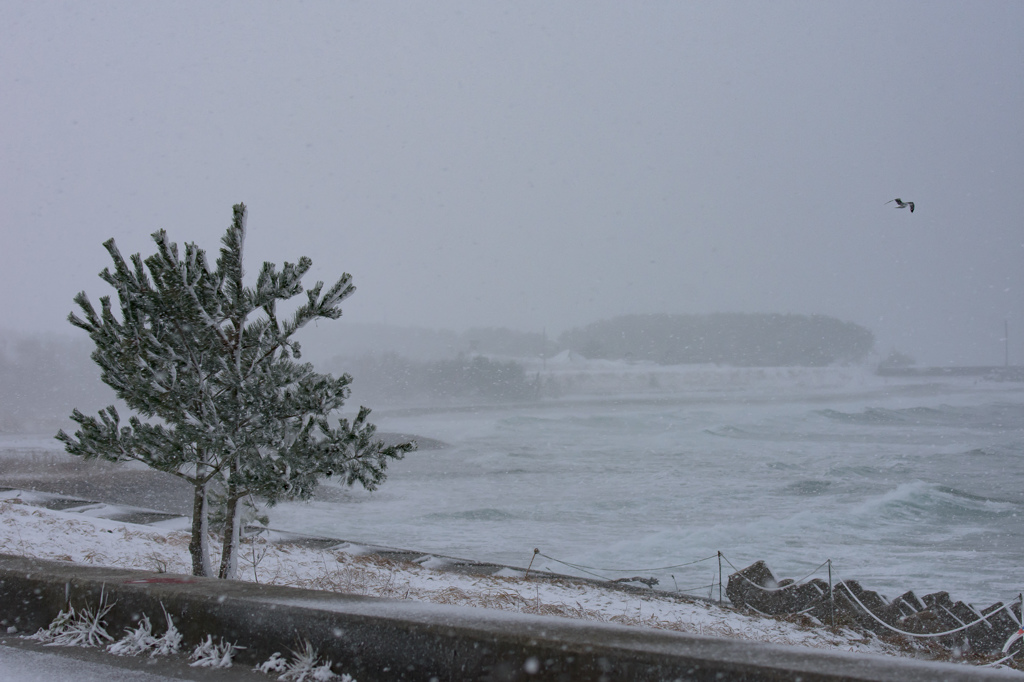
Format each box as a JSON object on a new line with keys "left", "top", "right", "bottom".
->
{"left": 885, "top": 198, "right": 915, "bottom": 213}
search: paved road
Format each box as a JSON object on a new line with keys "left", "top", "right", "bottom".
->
{"left": 0, "top": 638, "right": 273, "bottom": 682}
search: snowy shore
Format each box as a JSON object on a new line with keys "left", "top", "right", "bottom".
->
{"left": 1, "top": 495, "right": 1019, "bottom": 673}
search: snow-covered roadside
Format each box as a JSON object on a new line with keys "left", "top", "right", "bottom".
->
{"left": 0, "top": 499, "right": 1013, "bottom": 672}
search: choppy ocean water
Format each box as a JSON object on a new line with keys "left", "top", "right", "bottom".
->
{"left": 272, "top": 363, "right": 1024, "bottom": 605}
{"left": 4, "top": 362, "right": 1020, "bottom": 606}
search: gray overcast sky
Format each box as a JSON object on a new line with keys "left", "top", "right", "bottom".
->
{"left": 2, "top": 1, "right": 1022, "bottom": 365}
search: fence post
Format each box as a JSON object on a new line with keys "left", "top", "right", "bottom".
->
{"left": 524, "top": 548, "right": 539, "bottom": 580}
{"left": 828, "top": 559, "right": 835, "bottom": 631}
{"left": 718, "top": 552, "right": 723, "bottom": 603}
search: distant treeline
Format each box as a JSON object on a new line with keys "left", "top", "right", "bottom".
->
{"left": 327, "top": 314, "right": 874, "bottom": 404}
{"left": 558, "top": 313, "right": 874, "bottom": 366}
{"left": 0, "top": 314, "right": 876, "bottom": 429}
{"left": 310, "top": 315, "right": 875, "bottom": 369}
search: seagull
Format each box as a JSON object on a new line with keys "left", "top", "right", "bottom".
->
{"left": 885, "top": 198, "right": 915, "bottom": 213}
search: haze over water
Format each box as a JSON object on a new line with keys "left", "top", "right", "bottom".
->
{"left": 272, "top": 363, "right": 1024, "bottom": 605}
{"left": 2, "top": 1, "right": 1023, "bottom": 616}
{"left": 3, "top": 2, "right": 1023, "bottom": 367}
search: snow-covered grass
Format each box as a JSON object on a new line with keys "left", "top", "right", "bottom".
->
{"left": 27, "top": 594, "right": 116, "bottom": 648}
{"left": 188, "top": 634, "right": 241, "bottom": 669}
{"left": 0, "top": 498, "right": 1017, "bottom": 672}
{"left": 107, "top": 606, "right": 183, "bottom": 657}
{"left": 257, "top": 642, "right": 349, "bottom": 681}
{"left": 27, "top": 595, "right": 348, "bottom": 681}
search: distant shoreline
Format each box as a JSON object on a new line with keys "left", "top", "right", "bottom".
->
{"left": 877, "top": 365, "right": 1024, "bottom": 381}
{"left": 0, "top": 431, "right": 445, "bottom": 517}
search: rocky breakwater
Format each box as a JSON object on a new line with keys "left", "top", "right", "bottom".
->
{"left": 726, "top": 561, "right": 1022, "bottom": 656}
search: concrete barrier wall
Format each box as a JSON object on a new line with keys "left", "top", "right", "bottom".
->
{"left": 0, "top": 554, "right": 1017, "bottom": 681}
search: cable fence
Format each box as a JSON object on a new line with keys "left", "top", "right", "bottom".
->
{"left": 532, "top": 549, "right": 724, "bottom": 600}
{"left": 526, "top": 546, "right": 1023, "bottom": 657}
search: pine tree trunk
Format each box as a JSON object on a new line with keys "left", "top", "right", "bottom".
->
{"left": 189, "top": 479, "right": 214, "bottom": 577}
{"left": 218, "top": 489, "right": 243, "bottom": 580}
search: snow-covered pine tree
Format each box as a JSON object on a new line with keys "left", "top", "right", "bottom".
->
{"left": 57, "top": 203, "right": 414, "bottom": 578}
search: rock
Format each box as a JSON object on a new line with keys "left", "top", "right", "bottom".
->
{"left": 891, "top": 591, "right": 925, "bottom": 618}
{"left": 724, "top": 560, "right": 1021, "bottom": 655}
{"left": 833, "top": 580, "right": 892, "bottom": 630}
{"left": 968, "top": 602, "right": 1022, "bottom": 653}
{"left": 725, "top": 560, "right": 798, "bottom": 615}
{"left": 878, "top": 591, "right": 923, "bottom": 628}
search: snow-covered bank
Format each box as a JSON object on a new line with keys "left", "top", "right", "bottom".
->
{"left": 1, "top": 498, "right": 1019, "bottom": 673}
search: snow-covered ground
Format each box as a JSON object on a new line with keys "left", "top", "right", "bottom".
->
{"left": 1, "top": 496, "right": 1019, "bottom": 674}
